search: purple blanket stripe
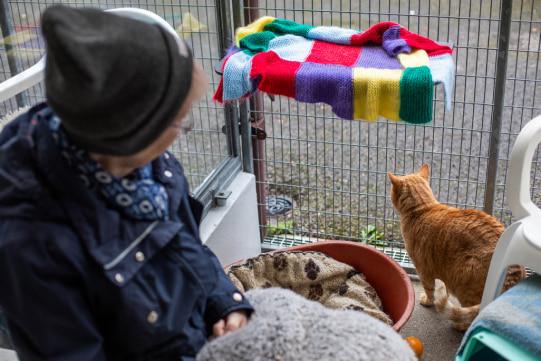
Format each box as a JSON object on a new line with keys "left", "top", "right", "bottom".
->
{"left": 382, "top": 26, "right": 411, "bottom": 56}
{"left": 225, "top": 45, "right": 242, "bottom": 57}
{"left": 355, "top": 46, "right": 402, "bottom": 69}
{"left": 295, "top": 62, "right": 353, "bottom": 119}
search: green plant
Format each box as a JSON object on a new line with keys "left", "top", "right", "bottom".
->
{"left": 358, "top": 225, "right": 388, "bottom": 247}
{"left": 266, "top": 220, "right": 295, "bottom": 237}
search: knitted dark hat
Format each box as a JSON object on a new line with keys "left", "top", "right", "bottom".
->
{"left": 41, "top": 5, "right": 193, "bottom": 155}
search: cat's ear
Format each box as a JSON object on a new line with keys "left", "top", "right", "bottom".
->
{"left": 388, "top": 172, "right": 401, "bottom": 187}
{"left": 419, "top": 163, "right": 430, "bottom": 181}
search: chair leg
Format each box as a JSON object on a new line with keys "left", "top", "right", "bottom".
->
{"left": 481, "top": 222, "right": 523, "bottom": 309}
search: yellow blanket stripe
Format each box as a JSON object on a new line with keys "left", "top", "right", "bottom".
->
{"left": 235, "top": 16, "right": 276, "bottom": 46}
{"left": 353, "top": 68, "right": 402, "bottom": 121}
{"left": 398, "top": 49, "right": 429, "bottom": 68}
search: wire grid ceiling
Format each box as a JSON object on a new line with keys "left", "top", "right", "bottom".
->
{"left": 0, "top": 0, "right": 228, "bottom": 189}
{"left": 246, "top": 1, "right": 541, "bottom": 252}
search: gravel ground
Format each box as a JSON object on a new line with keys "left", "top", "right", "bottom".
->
{"left": 0, "top": 0, "right": 540, "bottom": 246}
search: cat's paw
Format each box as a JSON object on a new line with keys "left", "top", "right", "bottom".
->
{"left": 419, "top": 292, "right": 434, "bottom": 306}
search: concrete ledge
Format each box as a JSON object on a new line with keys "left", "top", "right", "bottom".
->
{"left": 200, "top": 172, "right": 261, "bottom": 266}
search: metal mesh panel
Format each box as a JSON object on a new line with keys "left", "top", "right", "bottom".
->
{"left": 242, "top": 1, "right": 540, "bottom": 261}
{"left": 494, "top": 1, "right": 541, "bottom": 224}
{"left": 0, "top": 0, "right": 228, "bottom": 189}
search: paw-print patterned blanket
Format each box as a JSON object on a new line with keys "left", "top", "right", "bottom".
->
{"left": 225, "top": 251, "right": 392, "bottom": 325}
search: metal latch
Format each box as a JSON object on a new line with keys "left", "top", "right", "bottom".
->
{"left": 252, "top": 127, "right": 266, "bottom": 140}
{"left": 214, "top": 190, "right": 232, "bottom": 207}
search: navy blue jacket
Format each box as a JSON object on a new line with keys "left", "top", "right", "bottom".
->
{"left": 0, "top": 104, "right": 253, "bottom": 360}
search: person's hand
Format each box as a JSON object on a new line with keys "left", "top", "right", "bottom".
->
{"left": 212, "top": 311, "right": 249, "bottom": 337}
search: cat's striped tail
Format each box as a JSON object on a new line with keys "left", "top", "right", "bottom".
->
{"left": 433, "top": 282, "right": 479, "bottom": 332}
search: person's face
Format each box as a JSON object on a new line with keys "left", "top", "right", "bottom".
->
{"left": 128, "top": 61, "right": 209, "bottom": 167}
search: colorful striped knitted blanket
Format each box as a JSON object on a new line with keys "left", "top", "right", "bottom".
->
{"left": 214, "top": 17, "right": 455, "bottom": 124}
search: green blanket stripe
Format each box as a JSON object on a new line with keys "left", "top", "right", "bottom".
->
{"left": 240, "top": 31, "right": 277, "bottom": 55}
{"left": 240, "top": 19, "right": 315, "bottom": 54}
{"left": 263, "top": 18, "right": 315, "bottom": 37}
{"left": 399, "top": 66, "right": 433, "bottom": 124}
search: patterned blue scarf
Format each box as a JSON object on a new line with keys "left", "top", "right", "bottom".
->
{"left": 42, "top": 110, "right": 169, "bottom": 221}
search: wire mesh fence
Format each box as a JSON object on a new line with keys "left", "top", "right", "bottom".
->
{"left": 495, "top": 0, "right": 541, "bottom": 225}
{"left": 0, "top": 0, "right": 539, "bottom": 267}
{"left": 242, "top": 1, "right": 541, "bottom": 266}
{"left": 0, "top": 0, "right": 229, "bottom": 189}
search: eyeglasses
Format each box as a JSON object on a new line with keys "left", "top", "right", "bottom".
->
{"left": 178, "top": 116, "right": 194, "bottom": 136}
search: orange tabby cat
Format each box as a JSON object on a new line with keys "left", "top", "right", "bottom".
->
{"left": 388, "top": 164, "right": 525, "bottom": 331}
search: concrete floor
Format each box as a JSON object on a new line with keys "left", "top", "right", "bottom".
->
{"left": 400, "top": 280, "right": 465, "bottom": 361}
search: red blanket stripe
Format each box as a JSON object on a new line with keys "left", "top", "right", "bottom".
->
{"left": 213, "top": 79, "right": 224, "bottom": 103}
{"left": 305, "top": 40, "right": 362, "bottom": 67}
{"left": 213, "top": 51, "right": 236, "bottom": 103}
{"left": 250, "top": 50, "right": 301, "bottom": 98}
{"left": 348, "top": 21, "right": 452, "bottom": 56}
{"left": 399, "top": 28, "right": 452, "bottom": 56}
{"left": 349, "top": 21, "right": 399, "bottom": 46}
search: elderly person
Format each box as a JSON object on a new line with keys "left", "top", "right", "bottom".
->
{"left": 0, "top": 5, "right": 252, "bottom": 361}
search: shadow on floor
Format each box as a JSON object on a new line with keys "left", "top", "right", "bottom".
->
{"left": 399, "top": 280, "right": 465, "bottom": 361}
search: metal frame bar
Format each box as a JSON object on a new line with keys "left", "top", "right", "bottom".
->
{"left": 231, "top": 1, "right": 254, "bottom": 174}
{"left": 239, "top": 100, "right": 253, "bottom": 173}
{"left": 187, "top": 0, "right": 242, "bottom": 210}
{"left": 242, "top": 0, "right": 268, "bottom": 241}
{"left": 483, "top": 0, "right": 512, "bottom": 215}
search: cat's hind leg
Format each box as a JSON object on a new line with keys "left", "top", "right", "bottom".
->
{"left": 418, "top": 275, "right": 436, "bottom": 306}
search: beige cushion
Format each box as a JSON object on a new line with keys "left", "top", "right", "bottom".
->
{"left": 226, "top": 251, "right": 392, "bottom": 325}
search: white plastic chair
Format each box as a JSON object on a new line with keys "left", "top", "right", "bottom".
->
{"left": 481, "top": 114, "right": 541, "bottom": 309}
{"left": 0, "top": 8, "right": 186, "bottom": 102}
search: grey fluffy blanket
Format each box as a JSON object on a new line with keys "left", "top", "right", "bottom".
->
{"left": 196, "top": 288, "right": 416, "bottom": 361}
